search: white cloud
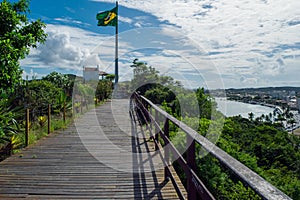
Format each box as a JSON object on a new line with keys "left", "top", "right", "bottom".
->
{"left": 54, "top": 17, "right": 91, "bottom": 26}
{"left": 22, "top": 24, "right": 137, "bottom": 79}
{"left": 91, "top": 0, "right": 300, "bottom": 88}
{"left": 21, "top": 24, "right": 108, "bottom": 74}
{"left": 118, "top": 16, "right": 133, "bottom": 24}
{"left": 22, "top": 0, "right": 300, "bottom": 88}
{"left": 38, "top": 31, "right": 82, "bottom": 64}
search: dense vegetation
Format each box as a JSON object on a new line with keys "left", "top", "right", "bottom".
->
{"left": 0, "top": 0, "right": 114, "bottom": 160}
{"left": 129, "top": 60, "right": 300, "bottom": 199}
{"left": 0, "top": 0, "right": 46, "bottom": 94}
{"left": 0, "top": 0, "right": 46, "bottom": 158}
{"left": 0, "top": 71, "right": 114, "bottom": 160}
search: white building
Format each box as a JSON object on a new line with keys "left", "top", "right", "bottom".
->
{"left": 83, "top": 66, "right": 100, "bottom": 82}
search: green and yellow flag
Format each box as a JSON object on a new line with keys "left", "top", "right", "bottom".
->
{"left": 96, "top": 6, "right": 118, "bottom": 26}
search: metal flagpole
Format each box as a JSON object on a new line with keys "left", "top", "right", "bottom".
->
{"left": 115, "top": 1, "right": 119, "bottom": 85}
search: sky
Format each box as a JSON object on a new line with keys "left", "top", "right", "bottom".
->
{"left": 18, "top": 0, "right": 300, "bottom": 89}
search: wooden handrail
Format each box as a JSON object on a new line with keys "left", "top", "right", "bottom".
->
{"left": 130, "top": 92, "right": 292, "bottom": 200}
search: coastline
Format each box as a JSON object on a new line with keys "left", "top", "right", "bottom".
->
{"left": 215, "top": 97, "right": 274, "bottom": 118}
{"left": 216, "top": 98, "right": 300, "bottom": 134}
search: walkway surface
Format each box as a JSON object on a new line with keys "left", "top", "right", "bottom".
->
{"left": 0, "top": 99, "right": 185, "bottom": 199}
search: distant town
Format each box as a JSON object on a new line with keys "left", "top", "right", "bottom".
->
{"left": 223, "top": 87, "right": 300, "bottom": 111}
{"left": 211, "top": 87, "right": 300, "bottom": 134}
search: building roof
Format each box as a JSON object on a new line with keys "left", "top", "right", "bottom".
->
{"left": 84, "top": 67, "right": 98, "bottom": 72}
{"left": 84, "top": 67, "right": 108, "bottom": 76}
{"left": 99, "top": 71, "right": 109, "bottom": 76}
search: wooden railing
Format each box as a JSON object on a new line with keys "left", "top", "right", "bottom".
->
{"left": 130, "top": 92, "right": 292, "bottom": 200}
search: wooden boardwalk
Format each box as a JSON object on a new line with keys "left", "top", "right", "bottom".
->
{"left": 0, "top": 99, "right": 186, "bottom": 199}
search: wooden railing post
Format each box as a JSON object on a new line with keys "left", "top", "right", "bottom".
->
{"left": 85, "top": 99, "right": 88, "bottom": 110}
{"left": 155, "top": 110, "right": 159, "bottom": 151}
{"left": 48, "top": 104, "right": 51, "bottom": 135}
{"left": 150, "top": 107, "right": 153, "bottom": 131}
{"left": 187, "top": 134, "right": 197, "bottom": 200}
{"left": 63, "top": 101, "right": 66, "bottom": 123}
{"left": 25, "top": 108, "right": 30, "bottom": 147}
{"left": 164, "top": 119, "right": 170, "bottom": 179}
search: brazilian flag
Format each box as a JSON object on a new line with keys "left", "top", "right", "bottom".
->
{"left": 96, "top": 6, "right": 118, "bottom": 27}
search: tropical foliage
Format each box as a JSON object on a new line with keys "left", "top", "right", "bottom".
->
{"left": 0, "top": 0, "right": 115, "bottom": 157}
{"left": 130, "top": 59, "right": 300, "bottom": 199}
{"left": 0, "top": 0, "right": 47, "bottom": 93}
{"left": 0, "top": 71, "right": 114, "bottom": 160}
{"left": 0, "top": 0, "right": 46, "bottom": 158}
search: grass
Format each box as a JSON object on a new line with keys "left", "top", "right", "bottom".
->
{"left": 25, "top": 100, "right": 107, "bottom": 146}
{"left": 9, "top": 114, "right": 73, "bottom": 155}
{"left": 27, "top": 113, "right": 73, "bottom": 145}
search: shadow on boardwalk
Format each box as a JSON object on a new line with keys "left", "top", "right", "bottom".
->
{"left": 0, "top": 99, "right": 184, "bottom": 199}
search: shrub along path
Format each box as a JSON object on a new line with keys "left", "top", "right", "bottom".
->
{"left": 0, "top": 99, "right": 185, "bottom": 199}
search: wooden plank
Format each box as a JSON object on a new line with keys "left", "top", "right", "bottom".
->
{"left": 0, "top": 99, "right": 186, "bottom": 199}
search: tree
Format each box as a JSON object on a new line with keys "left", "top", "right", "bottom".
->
{"left": 275, "top": 113, "right": 285, "bottom": 126}
{"left": 219, "top": 116, "right": 300, "bottom": 199}
{"left": 26, "top": 80, "right": 63, "bottom": 117}
{"left": 105, "top": 74, "right": 115, "bottom": 81}
{"left": 130, "top": 59, "right": 159, "bottom": 94}
{"left": 0, "top": 0, "right": 47, "bottom": 93}
{"left": 196, "top": 88, "right": 217, "bottom": 119}
{"left": 95, "top": 80, "right": 113, "bottom": 101}
{"left": 248, "top": 112, "right": 254, "bottom": 121}
{"left": 42, "top": 72, "right": 74, "bottom": 98}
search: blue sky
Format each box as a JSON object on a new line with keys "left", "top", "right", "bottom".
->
{"left": 19, "top": 0, "right": 300, "bottom": 89}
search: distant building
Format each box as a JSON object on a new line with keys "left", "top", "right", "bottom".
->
{"left": 289, "top": 91, "right": 296, "bottom": 97}
{"left": 83, "top": 66, "right": 99, "bottom": 82}
{"left": 83, "top": 65, "right": 108, "bottom": 82}
{"left": 297, "top": 98, "right": 300, "bottom": 113}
